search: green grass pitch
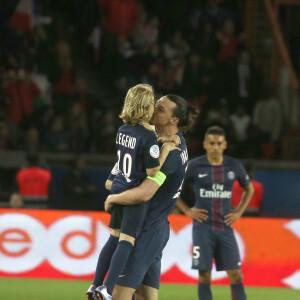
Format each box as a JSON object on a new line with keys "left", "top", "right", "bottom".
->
{"left": 0, "top": 278, "right": 299, "bottom": 300}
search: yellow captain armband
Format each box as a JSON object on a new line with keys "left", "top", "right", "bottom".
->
{"left": 147, "top": 171, "right": 166, "bottom": 186}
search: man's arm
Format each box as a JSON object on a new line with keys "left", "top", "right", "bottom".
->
{"left": 105, "top": 178, "right": 160, "bottom": 212}
{"left": 176, "top": 198, "right": 208, "bottom": 223}
{"left": 225, "top": 182, "right": 254, "bottom": 226}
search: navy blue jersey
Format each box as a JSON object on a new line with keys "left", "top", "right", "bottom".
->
{"left": 109, "top": 124, "right": 160, "bottom": 194}
{"left": 185, "top": 155, "right": 250, "bottom": 231}
{"left": 142, "top": 132, "right": 188, "bottom": 231}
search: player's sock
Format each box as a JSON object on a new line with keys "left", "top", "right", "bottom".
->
{"left": 93, "top": 234, "right": 119, "bottom": 286}
{"left": 230, "top": 283, "right": 247, "bottom": 300}
{"left": 105, "top": 240, "right": 133, "bottom": 295}
{"left": 198, "top": 282, "right": 212, "bottom": 300}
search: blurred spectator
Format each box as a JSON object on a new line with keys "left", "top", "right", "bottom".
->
{"left": 3, "top": 68, "right": 23, "bottom": 125}
{"left": 198, "top": 56, "right": 224, "bottom": 102}
{"left": 3, "top": 67, "right": 41, "bottom": 127}
{"left": 13, "top": 153, "right": 53, "bottom": 209}
{"left": 200, "top": 0, "right": 233, "bottom": 27}
{"left": 93, "top": 110, "right": 118, "bottom": 153}
{"left": 20, "top": 127, "right": 42, "bottom": 152}
{"left": 163, "top": 30, "right": 189, "bottom": 91}
{"left": 65, "top": 102, "right": 89, "bottom": 152}
{"left": 9, "top": 193, "right": 24, "bottom": 209}
{"left": 182, "top": 52, "right": 202, "bottom": 99}
{"left": 45, "top": 116, "right": 70, "bottom": 152}
{"left": 232, "top": 163, "right": 263, "bottom": 216}
{"left": 216, "top": 19, "right": 238, "bottom": 62}
{"left": 63, "top": 156, "right": 100, "bottom": 210}
{"left": 225, "top": 49, "right": 262, "bottom": 114}
{"left": 195, "top": 21, "right": 218, "bottom": 59}
{"left": 252, "top": 86, "right": 282, "bottom": 159}
{"left": 88, "top": 22, "right": 102, "bottom": 66}
{"left": 99, "top": 0, "right": 139, "bottom": 37}
{"left": 230, "top": 105, "right": 251, "bottom": 156}
{"left": 16, "top": 67, "right": 41, "bottom": 126}
{"left": 0, "top": 118, "right": 13, "bottom": 150}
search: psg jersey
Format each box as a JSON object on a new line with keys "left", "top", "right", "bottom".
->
{"left": 142, "top": 132, "right": 188, "bottom": 231}
{"left": 109, "top": 124, "right": 160, "bottom": 194}
{"left": 185, "top": 155, "right": 250, "bottom": 230}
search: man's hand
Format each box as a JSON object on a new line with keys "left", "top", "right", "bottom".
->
{"left": 104, "top": 195, "right": 115, "bottom": 213}
{"left": 224, "top": 209, "right": 242, "bottom": 226}
{"left": 186, "top": 207, "right": 208, "bottom": 223}
{"left": 158, "top": 135, "right": 181, "bottom": 146}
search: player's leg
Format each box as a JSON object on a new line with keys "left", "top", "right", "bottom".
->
{"left": 192, "top": 227, "right": 215, "bottom": 300}
{"left": 86, "top": 229, "right": 120, "bottom": 299}
{"left": 113, "top": 284, "right": 135, "bottom": 300}
{"left": 227, "top": 270, "right": 246, "bottom": 300}
{"left": 89, "top": 205, "right": 123, "bottom": 299}
{"left": 103, "top": 232, "right": 136, "bottom": 295}
{"left": 215, "top": 229, "right": 247, "bottom": 300}
{"left": 134, "top": 284, "right": 158, "bottom": 300}
{"left": 198, "top": 270, "right": 212, "bottom": 300}
{"left": 99, "top": 203, "right": 148, "bottom": 297}
{"left": 115, "top": 222, "right": 169, "bottom": 300}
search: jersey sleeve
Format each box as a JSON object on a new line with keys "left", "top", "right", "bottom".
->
{"left": 185, "top": 158, "right": 198, "bottom": 181}
{"left": 142, "top": 132, "right": 160, "bottom": 169}
{"left": 160, "top": 150, "right": 181, "bottom": 175}
{"left": 235, "top": 160, "right": 251, "bottom": 188}
{"left": 107, "top": 162, "right": 118, "bottom": 181}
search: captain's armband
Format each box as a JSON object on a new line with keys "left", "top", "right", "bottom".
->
{"left": 147, "top": 171, "right": 166, "bottom": 187}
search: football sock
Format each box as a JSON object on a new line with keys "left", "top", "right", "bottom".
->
{"left": 230, "top": 283, "right": 247, "bottom": 300}
{"left": 93, "top": 234, "right": 119, "bottom": 286}
{"left": 105, "top": 240, "right": 133, "bottom": 295}
{"left": 198, "top": 282, "right": 212, "bottom": 300}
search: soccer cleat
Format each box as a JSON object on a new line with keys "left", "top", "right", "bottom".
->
{"left": 94, "top": 285, "right": 112, "bottom": 300}
{"left": 86, "top": 284, "right": 96, "bottom": 300}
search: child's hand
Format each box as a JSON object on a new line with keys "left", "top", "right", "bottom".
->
{"left": 158, "top": 135, "right": 181, "bottom": 146}
{"left": 162, "top": 141, "right": 181, "bottom": 152}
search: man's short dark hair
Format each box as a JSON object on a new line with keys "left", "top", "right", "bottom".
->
{"left": 205, "top": 126, "right": 226, "bottom": 139}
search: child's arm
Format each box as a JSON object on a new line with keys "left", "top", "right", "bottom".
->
{"left": 146, "top": 142, "right": 180, "bottom": 177}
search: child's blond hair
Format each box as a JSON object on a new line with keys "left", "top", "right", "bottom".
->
{"left": 119, "top": 84, "right": 155, "bottom": 125}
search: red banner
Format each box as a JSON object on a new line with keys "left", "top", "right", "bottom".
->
{"left": 0, "top": 209, "right": 299, "bottom": 289}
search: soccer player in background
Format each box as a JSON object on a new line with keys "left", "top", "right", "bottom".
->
{"left": 176, "top": 125, "right": 254, "bottom": 300}
{"left": 86, "top": 84, "right": 179, "bottom": 300}
{"left": 104, "top": 95, "right": 198, "bottom": 300}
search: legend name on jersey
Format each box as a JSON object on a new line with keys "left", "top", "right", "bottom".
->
{"left": 116, "top": 132, "right": 136, "bottom": 149}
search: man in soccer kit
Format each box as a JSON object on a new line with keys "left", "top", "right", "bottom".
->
{"left": 87, "top": 84, "right": 178, "bottom": 300}
{"left": 104, "top": 95, "right": 198, "bottom": 300}
{"left": 176, "top": 125, "right": 254, "bottom": 300}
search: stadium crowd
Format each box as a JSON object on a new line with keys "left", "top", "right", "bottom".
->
{"left": 0, "top": 0, "right": 283, "bottom": 159}
{"left": 0, "top": 0, "right": 291, "bottom": 211}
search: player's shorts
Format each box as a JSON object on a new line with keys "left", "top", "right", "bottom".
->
{"left": 117, "top": 220, "right": 170, "bottom": 290}
{"left": 109, "top": 202, "right": 149, "bottom": 238}
{"left": 192, "top": 226, "right": 241, "bottom": 271}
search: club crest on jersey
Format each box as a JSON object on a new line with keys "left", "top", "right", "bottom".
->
{"left": 227, "top": 171, "right": 235, "bottom": 180}
{"left": 150, "top": 145, "right": 160, "bottom": 158}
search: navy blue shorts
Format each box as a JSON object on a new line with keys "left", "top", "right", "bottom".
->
{"left": 109, "top": 203, "right": 149, "bottom": 238}
{"left": 117, "top": 221, "right": 170, "bottom": 290}
{"left": 192, "top": 226, "right": 241, "bottom": 271}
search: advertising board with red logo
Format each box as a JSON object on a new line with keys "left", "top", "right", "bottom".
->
{"left": 0, "top": 209, "right": 299, "bottom": 289}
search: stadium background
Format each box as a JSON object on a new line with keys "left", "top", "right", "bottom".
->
{"left": 0, "top": 0, "right": 300, "bottom": 299}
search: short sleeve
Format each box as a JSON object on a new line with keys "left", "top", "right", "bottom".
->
{"left": 107, "top": 162, "right": 118, "bottom": 181}
{"left": 142, "top": 132, "right": 160, "bottom": 169}
{"left": 160, "top": 150, "right": 181, "bottom": 175}
{"left": 236, "top": 161, "right": 250, "bottom": 188}
{"left": 185, "top": 158, "right": 198, "bottom": 181}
